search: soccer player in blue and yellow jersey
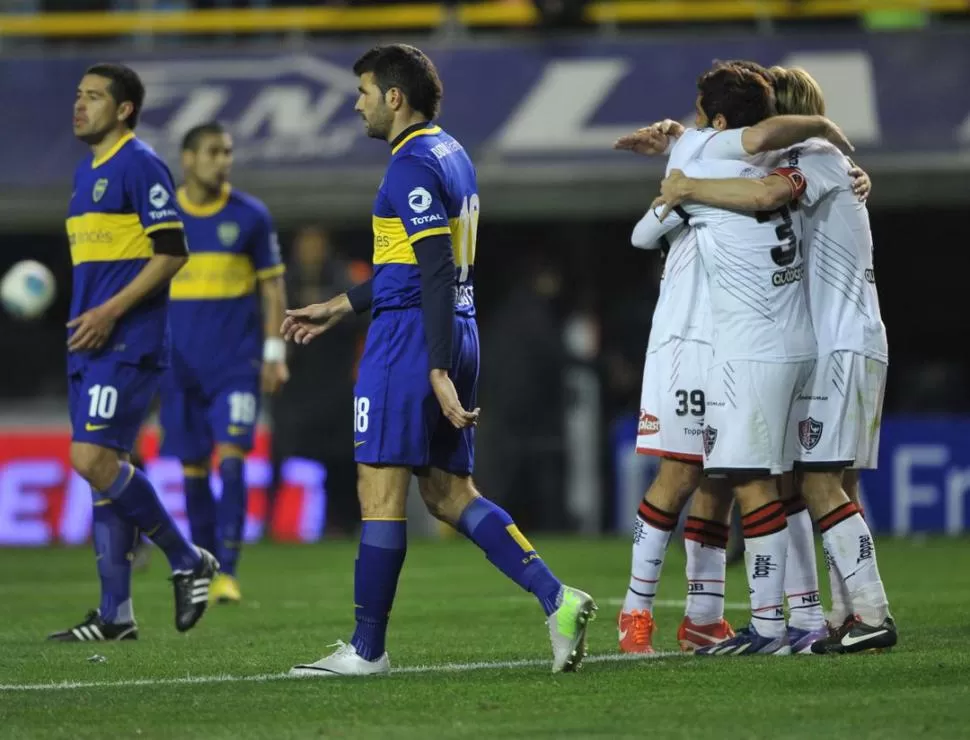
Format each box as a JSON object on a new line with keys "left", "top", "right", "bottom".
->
{"left": 159, "top": 121, "right": 288, "bottom": 604}
{"left": 49, "top": 63, "right": 218, "bottom": 643}
{"left": 283, "top": 45, "right": 596, "bottom": 676}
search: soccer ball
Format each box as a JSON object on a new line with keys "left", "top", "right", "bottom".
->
{"left": 1, "top": 260, "right": 56, "bottom": 320}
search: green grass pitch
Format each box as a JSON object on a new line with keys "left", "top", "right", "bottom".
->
{"left": 1, "top": 536, "right": 968, "bottom": 738}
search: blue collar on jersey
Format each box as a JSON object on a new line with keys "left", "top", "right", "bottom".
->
{"left": 389, "top": 121, "right": 438, "bottom": 155}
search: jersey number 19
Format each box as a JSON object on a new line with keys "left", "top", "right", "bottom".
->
{"left": 455, "top": 194, "right": 479, "bottom": 307}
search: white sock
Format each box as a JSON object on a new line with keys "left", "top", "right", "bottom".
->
{"left": 820, "top": 505, "right": 889, "bottom": 626}
{"left": 742, "top": 502, "right": 789, "bottom": 638}
{"left": 683, "top": 515, "right": 728, "bottom": 625}
{"left": 622, "top": 501, "right": 675, "bottom": 614}
{"left": 823, "top": 543, "right": 853, "bottom": 627}
{"left": 114, "top": 598, "right": 134, "bottom": 625}
{"left": 784, "top": 506, "right": 825, "bottom": 631}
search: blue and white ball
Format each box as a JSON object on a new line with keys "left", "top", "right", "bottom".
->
{"left": 1, "top": 260, "right": 56, "bottom": 320}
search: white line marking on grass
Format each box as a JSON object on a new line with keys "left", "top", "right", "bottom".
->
{"left": 600, "top": 598, "right": 750, "bottom": 610}
{"left": 0, "top": 651, "right": 683, "bottom": 692}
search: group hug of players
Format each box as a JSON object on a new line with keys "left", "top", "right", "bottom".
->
{"left": 53, "top": 45, "right": 893, "bottom": 672}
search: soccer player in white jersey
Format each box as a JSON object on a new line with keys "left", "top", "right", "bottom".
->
{"left": 614, "top": 84, "right": 855, "bottom": 654}
{"left": 654, "top": 66, "right": 896, "bottom": 654}
{"left": 618, "top": 62, "right": 856, "bottom": 656}
{"left": 617, "top": 122, "right": 738, "bottom": 654}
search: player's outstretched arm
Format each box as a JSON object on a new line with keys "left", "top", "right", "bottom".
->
{"left": 614, "top": 120, "right": 684, "bottom": 156}
{"left": 741, "top": 115, "right": 853, "bottom": 155}
{"left": 67, "top": 229, "right": 188, "bottom": 352}
{"left": 653, "top": 168, "right": 800, "bottom": 219}
{"left": 281, "top": 294, "right": 353, "bottom": 345}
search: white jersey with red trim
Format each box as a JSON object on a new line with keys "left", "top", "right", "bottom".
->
{"left": 679, "top": 156, "right": 817, "bottom": 363}
{"left": 781, "top": 139, "right": 888, "bottom": 361}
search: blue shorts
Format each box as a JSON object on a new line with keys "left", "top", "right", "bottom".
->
{"left": 159, "top": 369, "right": 260, "bottom": 462}
{"left": 354, "top": 309, "right": 478, "bottom": 475}
{"left": 68, "top": 359, "right": 162, "bottom": 453}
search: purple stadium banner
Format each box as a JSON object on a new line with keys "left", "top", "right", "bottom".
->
{"left": 1, "top": 31, "right": 968, "bottom": 187}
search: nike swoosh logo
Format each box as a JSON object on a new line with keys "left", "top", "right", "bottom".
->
{"left": 618, "top": 629, "right": 628, "bottom": 641}
{"left": 685, "top": 627, "right": 722, "bottom": 642}
{"left": 842, "top": 629, "right": 887, "bottom": 647}
{"left": 354, "top": 441, "right": 365, "bottom": 448}
{"left": 85, "top": 423, "right": 109, "bottom": 432}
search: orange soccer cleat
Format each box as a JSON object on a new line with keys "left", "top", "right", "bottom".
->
{"left": 618, "top": 609, "right": 656, "bottom": 654}
{"left": 677, "top": 616, "right": 735, "bottom": 652}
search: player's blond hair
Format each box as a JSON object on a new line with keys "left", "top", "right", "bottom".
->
{"left": 768, "top": 66, "right": 826, "bottom": 116}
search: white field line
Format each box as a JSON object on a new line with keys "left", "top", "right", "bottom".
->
{"left": 0, "top": 651, "right": 685, "bottom": 693}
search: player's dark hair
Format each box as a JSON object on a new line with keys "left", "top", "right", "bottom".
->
{"left": 181, "top": 121, "right": 227, "bottom": 152}
{"left": 722, "top": 59, "right": 774, "bottom": 86}
{"left": 85, "top": 63, "right": 145, "bottom": 130}
{"left": 352, "top": 44, "right": 443, "bottom": 120}
{"left": 697, "top": 61, "right": 775, "bottom": 129}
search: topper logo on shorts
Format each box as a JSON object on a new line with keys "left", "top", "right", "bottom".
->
{"left": 703, "top": 425, "right": 718, "bottom": 456}
{"left": 798, "top": 417, "right": 824, "bottom": 450}
{"left": 638, "top": 410, "right": 660, "bottom": 436}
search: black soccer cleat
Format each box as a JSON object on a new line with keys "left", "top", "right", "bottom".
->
{"left": 171, "top": 548, "right": 219, "bottom": 633}
{"left": 47, "top": 610, "right": 138, "bottom": 642}
{"left": 811, "top": 615, "right": 897, "bottom": 655}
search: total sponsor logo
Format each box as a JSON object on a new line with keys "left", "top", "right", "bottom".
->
{"left": 638, "top": 410, "right": 660, "bottom": 436}
{"left": 410, "top": 213, "right": 444, "bottom": 226}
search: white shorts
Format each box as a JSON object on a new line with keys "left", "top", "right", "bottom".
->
{"left": 703, "top": 359, "right": 814, "bottom": 476}
{"left": 636, "top": 339, "right": 713, "bottom": 462}
{"left": 786, "top": 351, "right": 887, "bottom": 470}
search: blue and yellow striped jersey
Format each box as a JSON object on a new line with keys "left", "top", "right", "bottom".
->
{"left": 66, "top": 133, "right": 183, "bottom": 372}
{"left": 372, "top": 124, "right": 479, "bottom": 318}
{"left": 169, "top": 184, "right": 284, "bottom": 376}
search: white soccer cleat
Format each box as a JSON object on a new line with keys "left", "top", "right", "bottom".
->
{"left": 289, "top": 640, "right": 391, "bottom": 678}
{"left": 547, "top": 586, "right": 598, "bottom": 673}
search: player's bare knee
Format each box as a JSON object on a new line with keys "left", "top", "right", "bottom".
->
{"left": 418, "top": 468, "right": 477, "bottom": 525}
{"left": 730, "top": 475, "right": 779, "bottom": 515}
{"left": 70, "top": 442, "right": 121, "bottom": 491}
{"left": 798, "top": 469, "right": 848, "bottom": 519}
{"left": 648, "top": 459, "right": 702, "bottom": 511}
{"left": 690, "top": 476, "right": 733, "bottom": 523}
{"left": 357, "top": 464, "right": 409, "bottom": 519}
{"left": 842, "top": 469, "right": 861, "bottom": 506}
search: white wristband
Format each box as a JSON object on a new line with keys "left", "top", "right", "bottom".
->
{"left": 263, "top": 338, "right": 286, "bottom": 363}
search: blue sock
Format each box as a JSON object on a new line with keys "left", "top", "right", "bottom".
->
{"left": 183, "top": 468, "right": 217, "bottom": 555}
{"left": 216, "top": 457, "right": 247, "bottom": 576}
{"left": 457, "top": 497, "right": 563, "bottom": 616}
{"left": 92, "top": 494, "right": 136, "bottom": 624}
{"left": 103, "top": 463, "right": 200, "bottom": 572}
{"left": 350, "top": 520, "right": 407, "bottom": 661}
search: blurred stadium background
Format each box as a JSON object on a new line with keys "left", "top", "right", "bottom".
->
{"left": 0, "top": 1, "right": 968, "bottom": 544}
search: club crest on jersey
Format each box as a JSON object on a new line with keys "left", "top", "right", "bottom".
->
{"left": 703, "top": 425, "right": 718, "bottom": 456}
{"left": 798, "top": 417, "right": 824, "bottom": 450}
{"left": 407, "top": 187, "right": 432, "bottom": 213}
{"left": 92, "top": 178, "right": 109, "bottom": 203}
{"left": 218, "top": 221, "right": 240, "bottom": 247}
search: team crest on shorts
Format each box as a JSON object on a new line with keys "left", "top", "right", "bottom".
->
{"left": 703, "top": 425, "right": 718, "bottom": 456}
{"left": 798, "top": 417, "right": 824, "bottom": 450}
